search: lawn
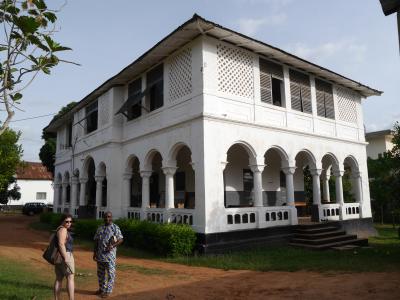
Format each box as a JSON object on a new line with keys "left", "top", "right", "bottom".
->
{"left": 0, "top": 257, "right": 53, "bottom": 300}
{"left": 167, "top": 224, "right": 400, "bottom": 272}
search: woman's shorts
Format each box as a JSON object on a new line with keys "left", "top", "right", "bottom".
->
{"left": 55, "top": 252, "right": 75, "bottom": 278}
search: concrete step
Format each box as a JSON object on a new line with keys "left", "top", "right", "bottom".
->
{"left": 294, "top": 230, "right": 346, "bottom": 240}
{"left": 294, "top": 226, "right": 339, "bottom": 234}
{"left": 289, "top": 238, "right": 368, "bottom": 250}
{"left": 291, "top": 234, "right": 357, "bottom": 246}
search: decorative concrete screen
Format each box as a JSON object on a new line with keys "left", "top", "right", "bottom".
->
{"left": 98, "top": 96, "right": 110, "bottom": 127}
{"left": 168, "top": 47, "right": 193, "bottom": 102}
{"left": 336, "top": 87, "right": 358, "bottom": 124}
{"left": 217, "top": 44, "right": 254, "bottom": 99}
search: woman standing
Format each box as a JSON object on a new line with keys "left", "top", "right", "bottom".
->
{"left": 54, "top": 213, "right": 75, "bottom": 300}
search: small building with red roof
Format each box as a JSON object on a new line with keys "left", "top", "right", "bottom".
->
{"left": 8, "top": 162, "right": 54, "bottom": 206}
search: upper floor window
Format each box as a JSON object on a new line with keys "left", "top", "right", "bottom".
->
{"left": 146, "top": 64, "right": 163, "bottom": 111}
{"left": 127, "top": 78, "right": 142, "bottom": 120}
{"left": 315, "top": 79, "right": 335, "bottom": 119}
{"left": 66, "top": 122, "right": 73, "bottom": 147}
{"left": 289, "top": 69, "right": 312, "bottom": 114}
{"left": 86, "top": 101, "right": 98, "bottom": 133}
{"left": 36, "top": 192, "right": 47, "bottom": 200}
{"left": 259, "top": 58, "right": 284, "bottom": 107}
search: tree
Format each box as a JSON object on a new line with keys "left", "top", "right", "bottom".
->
{"left": 0, "top": 127, "right": 23, "bottom": 203}
{"left": 39, "top": 101, "right": 77, "bottom": 175}
{"left": 0, "top": 0, "right": 73, "bottom": 135}
{"left": 0, "top": 176, "right": 20, "bottom": 205}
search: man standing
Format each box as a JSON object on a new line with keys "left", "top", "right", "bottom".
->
{"left": 93, "top": 211, "right": 123, "bottom": 298}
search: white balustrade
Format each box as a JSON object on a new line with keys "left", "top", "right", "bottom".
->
{"left": 146, "top": 208, "right": 165, "bottom": 223}
{"left": 343, "top": 203, "right": 360, "bottom": 219}
{"left": 98, "top": 207, "right": 107, "bottom": 219}
{"left": 225, "top": 206, "right": 292, "bottom": 230}
{"left": 321, "top": 203, "right": 340, "bottom": 221}
{"left": 169, "top": 208, "right": 194, "bottom": 225}
{"left": 127, "top": 208, "right": 141, "bottom": 220}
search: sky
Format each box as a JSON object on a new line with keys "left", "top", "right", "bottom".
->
{"left": 2, "top": 0, "right": 399, "bottom": 162}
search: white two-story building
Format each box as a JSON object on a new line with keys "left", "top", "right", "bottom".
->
{"left": 45, "top": 15, "right": 381, "bottom": 251}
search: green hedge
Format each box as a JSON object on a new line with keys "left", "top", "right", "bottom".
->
{"left": 40, "top": 212, "right": 63, "bottom": 227}
{"left": 115, "top": 219, "right": 196, "bottom": 257}
{"left": 39, "top": 213, "right": 196, "bottom": 257}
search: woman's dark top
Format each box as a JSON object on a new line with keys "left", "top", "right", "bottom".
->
{"left": 65, "top": 231, "right": 73, "bottom": 252}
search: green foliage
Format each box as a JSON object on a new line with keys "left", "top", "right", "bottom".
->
{"left": 0, "top": 176, "right": 20, "bottom": 205}
{"left": 0, "top": 0, "right": 73, "bottom": 134}
{"left": 368, "top": 122, "right": 400, "bottom": 224}
{"left": 39, "top": 211, "right": 63, "bottom": 227}
{"left": 39, "top": 101, "right": 76, "bottom": 175}
{"left": 73, "top": 218, "right": 102, "bottom": 240}
{"left": 0, "top": 128, "right": 23, "bottom": 203}
{"left": 114, "top": 219, "right": 197, "bottom": 257}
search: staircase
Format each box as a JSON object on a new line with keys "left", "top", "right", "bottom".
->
{"left": 290, "top": 222, "right": 368, "bottom": 250}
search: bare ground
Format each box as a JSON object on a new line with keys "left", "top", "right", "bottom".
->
{"left": 0, "top": 214, "right": 399, "bottom": 300}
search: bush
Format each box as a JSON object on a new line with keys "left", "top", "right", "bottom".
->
{"left": 73, "top": 219, "right": 102, "bottom": 240}
{"left": 40, "top": 212, "right": 63, "bottom": 227}
{"left": 114, "top": 219, "right": 196, "bottom": 257}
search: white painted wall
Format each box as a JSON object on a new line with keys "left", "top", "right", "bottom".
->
{"left": 8, "top": 179, "right": 54, "bottom": 205}
{"left": 366, "top": 135, "right": 394, "bottom": 159}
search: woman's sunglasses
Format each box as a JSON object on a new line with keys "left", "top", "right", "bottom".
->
{"left": 64, "top": 220, "right": 73, "bottom": 224}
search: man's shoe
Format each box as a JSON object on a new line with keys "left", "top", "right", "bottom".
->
{"left": 101, "top": 293, "right": 109, "bottom": 298}
{"left": 94, "top": 289, "right": 102, "bottom": 295}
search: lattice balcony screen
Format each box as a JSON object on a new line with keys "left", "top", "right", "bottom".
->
{"left": 315, "top": 79, "right": 335, "bottom": 119}
{"left": 217, "top": 44, "right": 254, "bottom": 99}
{"left": 336, "top": 87, "right": 358, "bottom": 124}
{"left": 259, "top": 58, "right": 283, "bottom": 104}
{"left": 168, "top": 47, "right": 192, "bottom": 102}
{"left": 289, "top": 69, "right": 312, "bottom": 114}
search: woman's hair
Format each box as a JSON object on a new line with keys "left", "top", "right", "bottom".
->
{"left": 60, "top": 213, "right": 73, "bottom": 225}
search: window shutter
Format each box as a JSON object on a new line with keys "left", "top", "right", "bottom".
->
{"left": 316, "top": 89, "right": 326, "bottom": 117}
{"left": 260, "top": 59, "right": 284, "bottom": 104}
{"left": 290, "top": 70, "right": 310, "bottom": 112}
{"left": 290, "top": 81, "right": 302, "bottom": 111}
{"left": 316, "top": 79, "right": 334, "bottom": 119}
{"left": 325, "top": 92, "right": 335, "bottom": 119}
{"left": 301, "top": 85, "right": 312, "bottom": 113}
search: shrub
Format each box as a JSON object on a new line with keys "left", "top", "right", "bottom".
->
{"left": 40, "top": 212, "right": 63, "bottom": 227}
{"left": 73, "top": 219, "right": 102, "bottom": 240}
{"left": 115, "top": 219, "right": 196, "bottom": 257}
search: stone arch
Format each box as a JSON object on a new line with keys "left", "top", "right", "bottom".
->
{"left": 96, "top": 162, "right": 107, "bottom": 177}
{"left": 55, "top": 173, "right": 62, "bottom": 184}
{"left": 82, "top": 155, "right": 96, "bottom": 178}
{"left": 343, "top": 155, "right": 359, "bottom": 172}
{"left": 125, "top": 154, "right": 142, "bottom": 208}
{"left": 173, "top": 144, "right": 195, "bottom": 209}
{"left": 294, "top": 149, "right": 317, "bottom": 169}
{"left": 167, "top": 142, "right": 192, "bottom": 166}
{"left": 144, "top": 149, "right": 163, "bottom": 171}
{"left": 262, "top": 146, "right": 290, "bottom": 207}
{"left": 321, "top": 152, "right": 340, "bottom": 171}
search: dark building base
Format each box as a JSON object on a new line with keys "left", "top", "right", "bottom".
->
{"left": 196, "top": 217, "right": 377, "bottom": 254}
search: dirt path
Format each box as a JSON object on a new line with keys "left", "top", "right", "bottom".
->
{"left": 0, "top": 214, "right": 399, "bottom": 300}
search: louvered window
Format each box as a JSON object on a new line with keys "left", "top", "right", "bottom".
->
{"left": 85, "top": 101, "right": 98, "bottom": 133}
{"left": 259, "top": 58, "right": 284, "bottom": 107}
{"left": 315, "top": 79, "right": 335, "bottom": 119}
{"left": 289, "top": 70, "right": 312, "bottom": 114}
{"left": 127, "top": 78, "right": 142, "bottom": 121}
{"left": 146, "top": 64, "right": 163, "bottom": 112}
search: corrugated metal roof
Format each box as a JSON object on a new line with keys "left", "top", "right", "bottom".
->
{"left": 45, "top": 14, "right": 382, "bottom": 132}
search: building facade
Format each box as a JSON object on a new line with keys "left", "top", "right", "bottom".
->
{"left": 365, "top": 130, "right": 394, "bottom": 159}
{"left": 45, "top": 15, "right": 381, "bottom": 242}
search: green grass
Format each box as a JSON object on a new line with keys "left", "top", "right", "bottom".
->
{"left": 166, "top": 225, "right": 400, "bottom": 273}
{"left": 0, "top": 257, "right": 52, "bottom": 300}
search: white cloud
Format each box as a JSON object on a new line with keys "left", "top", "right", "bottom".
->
{"left": 287, "top": 39, "right": 367, "bottom": 65}
{"left": 238, "top": 14, "right": 286, "bottom": 35}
